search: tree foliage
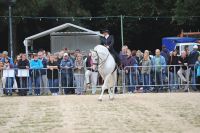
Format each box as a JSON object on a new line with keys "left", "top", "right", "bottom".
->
{"left": 0, "top": 0, "right": 200, "bottom": 53}
{"left": 174, "top": 0, "right": 200, "bottom": 25}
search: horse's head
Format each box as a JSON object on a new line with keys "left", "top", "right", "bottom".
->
{"left": 90, "top": 49, "right": 99, "bottom": 64}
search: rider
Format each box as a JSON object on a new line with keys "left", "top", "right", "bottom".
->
{"left": 100, "top": 29, "right": 120, "bottom": 66}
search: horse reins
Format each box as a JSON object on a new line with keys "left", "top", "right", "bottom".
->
{"left": 94, "top": 50, "right": 110, "bottom": 68}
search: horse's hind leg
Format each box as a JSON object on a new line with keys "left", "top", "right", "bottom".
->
{"left": 108, "top": 87, "right": 113, "bottom": 100}
{"left": 111, "top": 70, "right": 117, "bottom": 100}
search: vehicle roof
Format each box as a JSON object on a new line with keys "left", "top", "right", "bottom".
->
{"left": 175, "top": 43, "right": 200, "bottom": 46}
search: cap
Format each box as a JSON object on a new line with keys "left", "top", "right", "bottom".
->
{"left": 2, "top": 51, "right": 8, "bottom": 55}
{"left": 193, "top": 45, "right": 198, "bottom": 49}
{"left": 33, "top": 53, "right": 38, "bottom": 57}
{"left": 63, "top": 53, "right": 68, "bottom": 56}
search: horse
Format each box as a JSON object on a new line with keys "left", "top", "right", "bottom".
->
{"left": 90, "top": 45, "right": 117, "bottom": 101}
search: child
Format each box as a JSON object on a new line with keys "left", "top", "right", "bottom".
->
{"left": 4, "top": 58, "right": 14, "bottom": 96}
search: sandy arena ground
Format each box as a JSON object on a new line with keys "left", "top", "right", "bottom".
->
{"left": 0, "top": 93, "right": 200, "bottom": 133}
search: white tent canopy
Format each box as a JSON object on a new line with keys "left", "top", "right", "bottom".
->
{"left": 23, "top": 23, "right": 104, "bottom": 55}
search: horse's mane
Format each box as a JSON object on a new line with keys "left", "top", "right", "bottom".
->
{"left": 94, "top": 45, "right": 110, "bottom": 59}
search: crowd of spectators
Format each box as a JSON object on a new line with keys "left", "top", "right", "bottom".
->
{"left": 0, "top": 44, "right": 200, "bottom": 96}
{"left": 0, "top": 49, "right": 91, "bottom": 96}
{"left": 119, "top": 45, "right": 200, "bottom": 93}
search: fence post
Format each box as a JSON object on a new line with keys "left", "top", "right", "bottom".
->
{"left": 59, "top": 69, "right": 62, "bottom": 95}
{"left": 122, "top": 69, "right": 126, "bottom": 94}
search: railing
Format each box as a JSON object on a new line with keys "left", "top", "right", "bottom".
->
{"left": 0, "top": 67, "right": 104, "bottom": 96}
{"left": 0, "top": 64, "right": 199, "bottom": 96}
{"left": 122, "top": 65, "right": 200, "bottom": 93}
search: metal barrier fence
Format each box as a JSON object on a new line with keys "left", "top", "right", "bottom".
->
{"left": 122, "top": 65, "right": 200, "bottom": 93}
{"left": 0, "top": 67, "right": 105, "bottom": 96}
{"left": 0, "top": 64, "right": 199, "bottom": 96}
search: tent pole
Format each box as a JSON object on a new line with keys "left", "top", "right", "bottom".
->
{"left": 120, "top": 15, "right": 124, "bottom": 47}
{"left": 24, "top": 40, "right": 28, "bottom": 57}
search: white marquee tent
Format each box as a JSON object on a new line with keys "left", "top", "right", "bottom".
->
{"left": 23, "top": 23, "right": 103, "bottom": 56}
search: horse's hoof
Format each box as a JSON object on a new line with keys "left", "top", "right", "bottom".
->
{"left": 109, "top": 97, "right": 114, "bottom": 101}
{"left": 98, "top": 98, "right": 102, "bottom": 102}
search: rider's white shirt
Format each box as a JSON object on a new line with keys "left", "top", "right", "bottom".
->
{"left": 105, "top": 35, "right": 109, "bottom": 39}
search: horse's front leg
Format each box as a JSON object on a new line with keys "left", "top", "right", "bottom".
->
{"left": 98, "top": 74, "right": 110, "bottom": 101}
{"left": 98, "top": 85, "right": 106, "bottom": 101}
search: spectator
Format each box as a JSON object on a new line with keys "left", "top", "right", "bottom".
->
{"left": 54, "top": 55, "right": 58, "bottom": 62}
{"left": 3, "top": 57, "right": 14, "bottom": 96}
{"left": 151, "top": 49, "right": 166, "bottom": 92}
{"left": 74, "top": 49, "right": 81, "bottom": 58}
{"left": 47, "top": 55, "right": 59, "bottom": 96}
{"left": 169, "top": 50, "right": 179, "bottom": 91}
{"left": 84, "top": 52, "right": 98, "bottom": 94}
{"left": 1, "top": 51, "right": 14, "bottom": 66}
{"left": 136, "top": 50, "right": 143, "bottom": 64}
{"left": 18, "top": 54, "right": 30, "bottom": 96}
{"left": 195, "top": 55, "right": 200, "bottom": 91}
{"left": 68, "top": 52, "right": 76, "bottom": 94}
{"left": 0, "top": 52, "right": 2, "bottom": 60}
{"left": 149, "top": 51, "right": 154, "bottom": 60}
{"left": 57, "top": 50, "right": 65, "bottom": 68}
{"left": 74, "top": 53, "right": 84, "bottom": 95}
{"left": 0, "top": 61, "right": 3, "bottom": 96}
{"left": 161, "top": 45, "right": 170, "bottom": 65}
{"left": 188, "top": 45, "right": 199, "bottom": 91}
{"left": 124, "top": 49, "right": 138, "bottom": 93}
{"left": 1, "top": 51, "right": 14, "bottom": 96}
{"left": 184, "top": 46, "right": 190, "bottom": 56}
{"left": 141, "top": 50, "right": 151, "bottom": 93}
{"left": 136, "top": 50, "right": 143, "bottom": 84}
{"left": 124, "top": 45, "right": 128, "bottom": 52}
{"left": 14, "top": 55, "right": 21, "bottom": 91}
{"left": 119, "top": 45, "right": 128, "bottom": 69}
{"left": 177, "top": 51, "right": 190, "bottom": 92}
{"left": 132, "top": 50, "right": 137, "bottom": 57}
{"left": 30, "top": 53, "right": 43, "bottom": 96}
{"left": 161, "top": 46, "right": 170, "bottom": 83}
{"left": 60, "top": 53, "right": 74, "bottom": 94}
{"left": 14, "top": 55, "right": 21, "bottom": 67}
{"left": 118, "top": 46, "right": 128, "bottom": 92}
{"left": 38, "top": 51, "right": 48, "bottom": 95}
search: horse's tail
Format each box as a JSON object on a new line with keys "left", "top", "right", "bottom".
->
{"left": 111, "top": 64, "right": 118, "bottom": 94}
{"left": 112, "top": 64, "right": 118, "bottom": 74}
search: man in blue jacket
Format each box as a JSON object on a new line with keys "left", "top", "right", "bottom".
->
{"left": 151, "top": 49, "right": 166, "bottom": 92}
{"left": 38, "top": 51, "right": 48, "bottom": 95}
{"left": 188, "top": 45, "right": 199, "bottom": 91}
{"left": 60, "top": 53, "right": 74, "bottom": 94}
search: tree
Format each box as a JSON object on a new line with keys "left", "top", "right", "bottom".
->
{"left": 0, "top": 0, "right": 90, "bottom": 55}
{"left": 174, "top": 0, "right": 200, "bottom": 25}
{"left": 100, "top": 0, "right": 178, "bottom": 50}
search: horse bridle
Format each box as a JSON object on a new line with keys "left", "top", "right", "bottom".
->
{"left": 93, "top": 50, "right": 109, "bottom": 67}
